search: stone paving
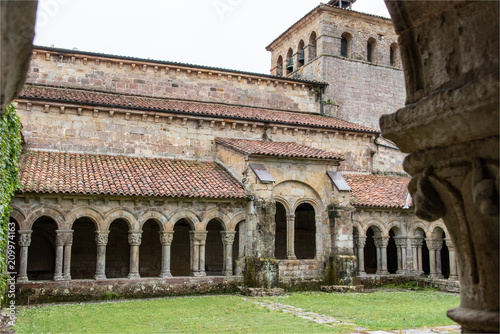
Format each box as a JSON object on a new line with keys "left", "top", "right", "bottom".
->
{"left": 248, "top": 299, "right": 461, "bottom": 334}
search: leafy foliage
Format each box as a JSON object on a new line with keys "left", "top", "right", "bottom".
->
{"left": 0, "top": 102, "right": 23, "bottom": 304}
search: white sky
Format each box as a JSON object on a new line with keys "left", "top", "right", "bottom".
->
{"left": 34, "top": 0, "right": 391, "bottom": 74}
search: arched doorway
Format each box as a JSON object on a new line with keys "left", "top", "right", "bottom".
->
{"left": 28, "top": 216, "right": 57, "bottom": 280}
{"left": 171, "top": 219, "right": 192, "bottom": 276}
{"left": 106, "top": 219, "right": 129, "bottom": 279}
{"left": 205, "top": 219, "right": 224, "bottom": 276}
{"left": 294, "top": 203, "right": 315, "bottom": 259}
{"left": 275, "top": 202, "right": 287, "bottom": 259}
{"left": 140, "top": 220, "right": 162, "bottom": 277}
{"left": 71, "top": 217, "right": 97, "bottom": 279}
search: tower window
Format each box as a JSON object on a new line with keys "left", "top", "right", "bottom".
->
{"left": 341, "top": 36, "right": 348, "bottom": 57}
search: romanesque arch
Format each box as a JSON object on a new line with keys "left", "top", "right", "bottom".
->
{"left": 27, "top": 216, "right": 58, "bottom": 280}
{"left": 139, "top": 218, "right": 162, "bottom": 277}
{"left": 171, "top": 218, "right": 193, "bottom": 276}
{"left": 106, "top": 218, "right": 130, "bottom": 279}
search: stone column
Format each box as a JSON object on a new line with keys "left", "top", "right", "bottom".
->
{"left": 394, "top": 237, "right": 407, "bottom": 274}
{"left": 354, "top": 236, "right": 367, "bottom": 276}
{"left": 286, "top": 214, "right": 296, "bottom": 259}
{"left": 62, "top": 231, "right": 73, "bottom": 280}
{"left": 190, "top": 232, "right": 207, "bottom": 277}
{"left": 221, "top": 231, "right": 236, "bottom": 276}
{"left": 94, "top": 232, "right": 108, "bottom": 280}
{"left": 159, "top": 231, "right": 174, "bottom": 278}
{"left": 426, "top": 238, "right": 443, "bottom": 279}
{"left": 410, "top": 238, "right": 424, "bottom": 275}
{"left": 374, "top": 237, "right": 389, "bottom": 275}
{"left": 127, "top": 232, "right": 142, "bottom": 279}
{"left": 238, "top": 222, "right": 245, "bottom": 258}
{"left": 381, "top": 2, "right": 499, "bottom": 331}
{"left": 17, "top": 230, "right": 32, "bottom": 283}
{"left": 446, "top": 239, "right": 458, "bottom": 280}
{"left": 54, "top": 230, "right": 67, "bottom": 281}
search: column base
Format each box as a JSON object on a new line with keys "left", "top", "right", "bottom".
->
{"left": 396, "top": 270, "right": 407, "bottom": 275}
{"left": 128, "top": 273, "right": 141, "bottom": 279}
{"left": 94, "top": 274, "right": 107, "bottom": 280}
{"left": 53, "top": 274, "right": 64, "bottom": 281}
{"left": 159, "top": 272, "right": 172, "bottom": 278}
{"left": 287, "top": 255, "right": 297, "bottom": 260}
{"left": 222, "top": 270, "right": 233, "bottom": 276}
{"left": 429, "top": 274, "right": 444, "bottom": 279}
{"left": 448, "top": 275, "right": 458, "bottom": 281}
{"left": 376, "top": 270, "right": 390, "bottom": 275}
{"left": 17, "top": 275, "right": 29, "bottom": 283}
{"left": 193, "top": 272, "right": 206, "bottom": 277}
{"left": 357, "top": 271, "right": 367, "bottom": 277}
{"left": 63, "top": 275, "right": 71, "bottom": 281}
{"left": 447, "top": 307, "right": 499, "bottom": 333}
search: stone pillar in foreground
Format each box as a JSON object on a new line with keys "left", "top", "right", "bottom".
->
{"left": 221, "top": 231, "right": 236, "bottom": 276}
{"left": 17, "top": 230, "right": 32, "bottom": 283}
{"left": 127, "top": 232, "right": 142, "bottom": 279}
{"left": 94, "top": 232, "right": 108, "bottom": 280}
{"left": 382, "top": 2, "right": 499, "bottom": 331}
{"left": 354, "top": 236, "right": 366, "bottom": 276}
{"left": 286, "top": 214, "right": 296, "bottom": 260}
{"left": 446, "top": 239, "right": 458, "bottom": 280}
{"left": 53, "top": 230, "right": 65, "bottom": 281}
{"left": 159, "top": 231, "right": 174, "bottom": 278}
{"left": 62, "top": 231, "right": 73, "bottom": 280}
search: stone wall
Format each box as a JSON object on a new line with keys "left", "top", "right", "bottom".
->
{"left": 16, "top": 100, "right": 379, "bottom": 173}
{"left": 27, "top": 47, "right": 322, "bottom": 114}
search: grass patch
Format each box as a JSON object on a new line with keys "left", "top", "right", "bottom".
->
{"left": 14, "top": 291, "right": 460, "bottom": 333}
{"left": 14, "top": 295, "right": 344, "bottom": 333}
{"left": 264, "top": 291, "right": 460, "bottom": 331}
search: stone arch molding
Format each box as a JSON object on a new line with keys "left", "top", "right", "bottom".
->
{"left": 9, "top": 205, "right": 27, "bottom": 226}
{"left": 386, "top": 219, "right": 407, "bottom": 237}
{"left": 274, "top": 180, "right": 323, "bottom": 209}
{"left": 167, "top": 209, "right": 201, "bottom": 231}
{"left": 24, "top": 205, "right": 66, "bottom": 230}
{"left": 66, "top": 206, "right": 105, "bottom": 230}
{"left": 201, "top": 208, "right": 230, "bottom": 231}
{"left": 362, "top": 218, "right": 385, "bottom": 236}
{"left": 103, "top": 208, "right": 137, "bottom": 231}
{"left": 138, "top": 210, "right": 168, "bottom": 231}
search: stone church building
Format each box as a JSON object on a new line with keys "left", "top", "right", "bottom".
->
{"left": 11, "top": 0, "right": 458, "bottom": 301}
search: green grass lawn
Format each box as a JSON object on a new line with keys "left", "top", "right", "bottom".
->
{"left": 14, "top": 291, "right": 460, "bottom": 333}
{"left": 264, "top": 291, "right": 460, "bottom": 331}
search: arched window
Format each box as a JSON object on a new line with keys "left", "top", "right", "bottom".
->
{"left": 298, "top": 40, "right": 305, "bottom": 68}
{"left": 367, "top": 38, "right": 376, "bottom": 63}
{"left": 390, "top": 43, "right": 399, "bottom": 67}
{"left": 286, "top": 48, "right": 294, "bottom": 74}
{"left": 276, "top": 56, "right": 283, "bottom": 76}
{"left": 274, "top": 202, "right": 287, "bottom": 259}
{"left": 340, "top": 33, "right": 351, "bottom": 58}
{"left": 309, "top": 31, "right": 317, "bottom": 60}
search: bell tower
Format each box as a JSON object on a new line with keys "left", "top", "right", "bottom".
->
{"left": 327, "top": 0, "right": 357, "bottom": 10}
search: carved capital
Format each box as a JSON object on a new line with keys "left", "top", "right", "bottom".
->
{"left": 410, "top": 238, "right": 424, "bottom": 247}
{"left": 95, "top": 232, "right": 109, "bottom": 246}
{"left": 394, "top": 238, "right": 408, "bottom": 247}
{"left": 220, "top": 231, "right": 236, "bottom": 245}
{"left": 18, "top": 231, "right": 32, "bottom": 247}
{"left": 354, "top": 236, "right": 367, "bottom": 248}
{"left": 56, "top": 230, "right": 73, "bottom": 246}
{"left": 374, "top": 236, "right": 389, "bottom": 248}
{"left": 426, "top": 238, "right": 443, "bottom": 251}
{"left": 128, "top": 232, "right": 142, "bottom": 246}
{"left": 159, "top": 231, "right": 174, "bottom": 246}
{"left": 190, "top": 231, "right": 207, "bottom": 242}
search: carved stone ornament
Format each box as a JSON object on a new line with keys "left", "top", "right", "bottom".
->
{"left": 56, "top": 232, "right": 73, "bottom": 246}
{"left": 18, "top": 233, "right": 31, "bottom": 247}
{"left": 425, "top": 238, "right": 443, "bottom": 251}
{"left": 128, "top": 233, "right": 142, "bottom": 246}
{"left": 373, "top": 237, "right": 389, "bottom": 248}
{"left": 221, "top": 232, "right": 236, "bottom": 245}
{"left": 394, "top": 238, "right": 408, "bottom": 247}
{"left": 410, "top": 238, "right": 424, "bottom": 247}
{"left": 159, "top": 232, "right": 174, "bottom": 246}
{"left": 95, "top": 233, "right": 108, "bottom": 246}
{"left": 354, "top": 236, "right": 366, "bottom": 248}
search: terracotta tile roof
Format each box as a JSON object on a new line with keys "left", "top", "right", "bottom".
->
{"left": 343, "top": 174, "right": 412, "bottom": 209}
{"left": 18, "top": 85, "right": 378, "bottom": 134}
{"left": 215, "top": 137, "right": 344, "bottom": 160}
{"left": 18, "top": 151, "right": 249, "bottom": 199}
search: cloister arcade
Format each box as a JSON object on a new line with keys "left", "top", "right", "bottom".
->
{"left": 10, "top": 200, "right": 247, "bottom": 283}
{"left": 353, "top": 219, "right": 458, "bottom": 280}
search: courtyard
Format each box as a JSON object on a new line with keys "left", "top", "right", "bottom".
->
{"left": 13, "top": 290, "right": 460, "bottom": 333}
